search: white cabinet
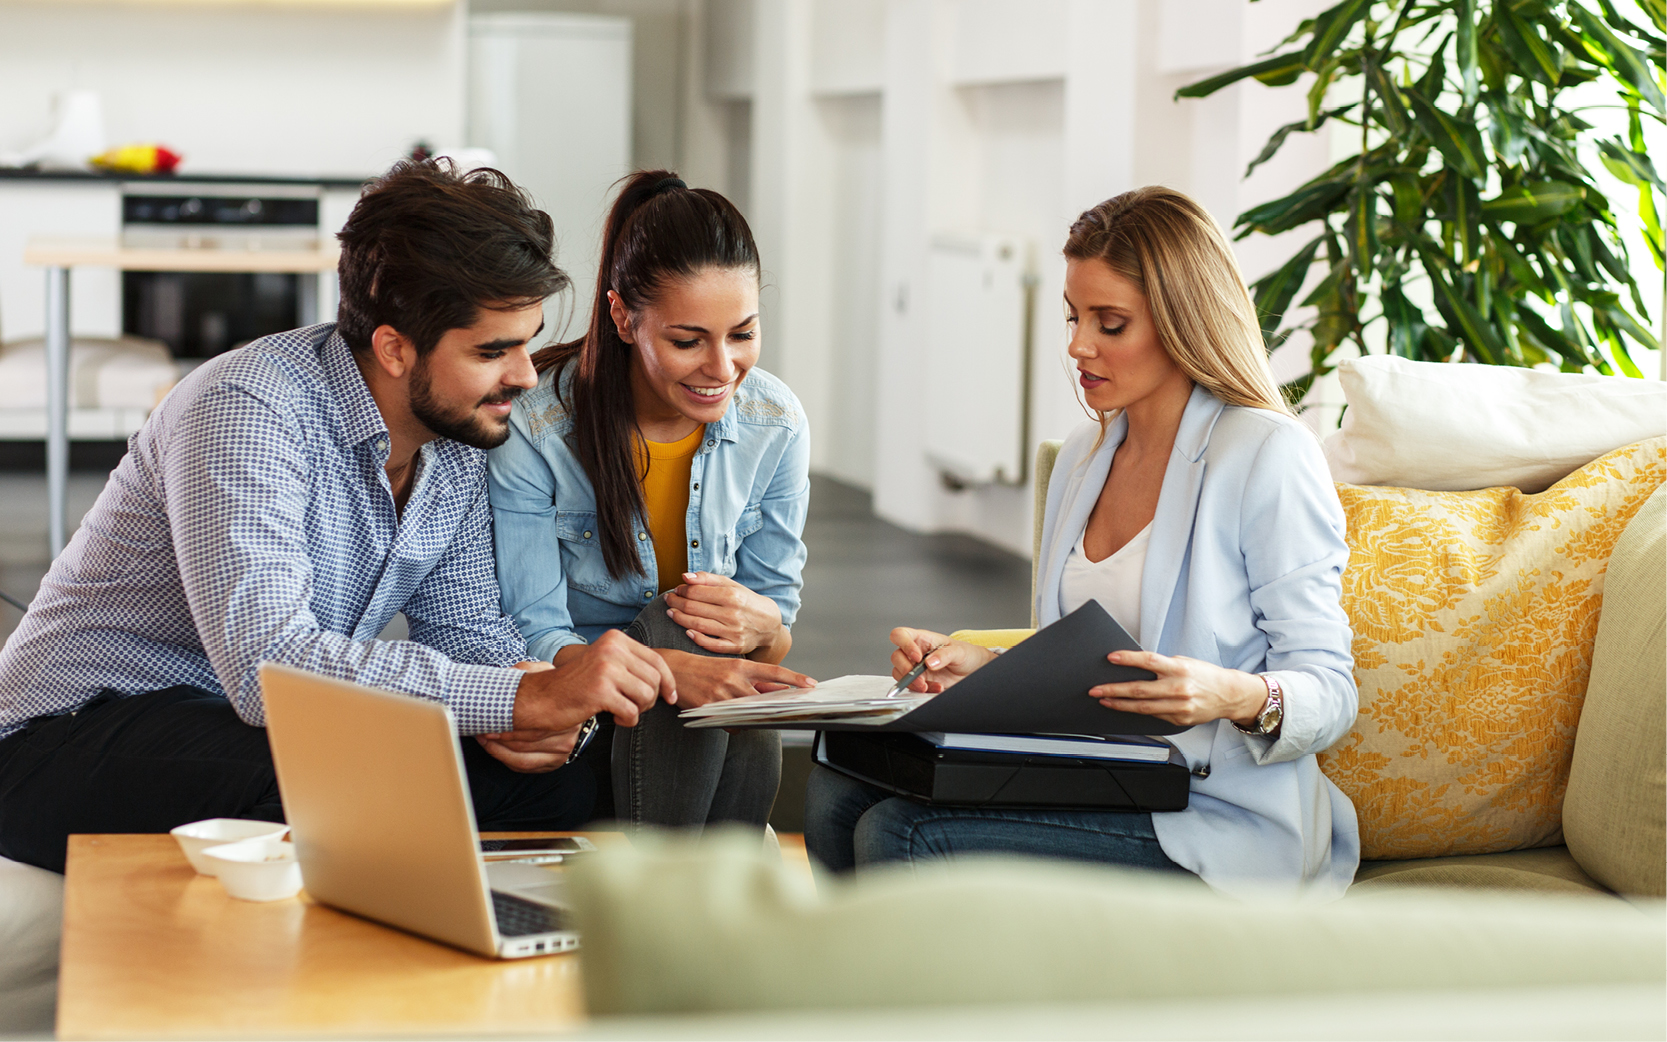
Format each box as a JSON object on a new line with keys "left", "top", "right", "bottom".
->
{"left": 0, "top": 182, "right": 121, "bottom": 343}
{"left": 467, "top": 13, "right": 632, "bottom": 326}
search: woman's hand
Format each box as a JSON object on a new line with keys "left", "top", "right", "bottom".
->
{"left": 888, "top": 628, "right": 996, "bottom": 694}
{"left": 665, "top": 572, "right": 783, "bottom": 656}
{"left": 657, "top": 648, "right": 815, "bottom": 709}
{"left": 1090, "top": 650, "right": 1271, "bottom": 728}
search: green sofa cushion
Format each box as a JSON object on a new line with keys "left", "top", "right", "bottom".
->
{"left": 566, "top": 832, "right": 1665, "bottom": 1017}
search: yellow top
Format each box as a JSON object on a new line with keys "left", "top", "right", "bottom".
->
{"left": 635, "top": 425, "right": 706, "bottom": 593}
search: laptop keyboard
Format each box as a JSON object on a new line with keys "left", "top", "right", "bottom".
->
{"left": 491, "top": 890, "right": 568, "bottom": 937}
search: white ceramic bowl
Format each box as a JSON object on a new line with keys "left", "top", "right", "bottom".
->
{"left": 171, "top": 818, "right": 289, "bottom": 876}
{"left": 200, "top": 837, "right": 303, "bottom": 902}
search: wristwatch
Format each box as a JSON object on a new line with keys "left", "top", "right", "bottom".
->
{"left": 565, "top": 715, "right": 602, "bottom": 765}
{"left": 1234, "top": 675, "right": 1283, "bottom": 737}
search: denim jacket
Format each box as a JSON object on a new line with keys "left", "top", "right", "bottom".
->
{"left": 488, "top": 362, "right": 810, "bottom": 662}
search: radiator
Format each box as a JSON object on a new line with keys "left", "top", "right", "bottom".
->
{"left": 922, "top": 232, "right": 1033, "bottom": 486}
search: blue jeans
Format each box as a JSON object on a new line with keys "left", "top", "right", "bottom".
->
{"left": 804, "top": 764, "right": 1191, "bottom": 876}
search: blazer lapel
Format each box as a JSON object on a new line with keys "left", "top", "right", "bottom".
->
{"left": 1137, "top": 386, "right": 1224, "bottom": 651}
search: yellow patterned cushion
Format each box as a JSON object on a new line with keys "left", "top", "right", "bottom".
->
{"left": 1319, "top": 438, "right": 1667, "bottom": 861}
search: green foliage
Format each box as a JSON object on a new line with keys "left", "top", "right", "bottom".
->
{"left": 1178, "top": 0, "right": 1666, "bottom": 391}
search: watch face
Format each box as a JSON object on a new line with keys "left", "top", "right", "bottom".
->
{"left": 1260, "top": 703, "right": 1283, "bottom": 733}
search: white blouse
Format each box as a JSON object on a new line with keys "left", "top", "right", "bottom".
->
{"left": 1058, "top": 521, "right": 1151, "bottom": 642}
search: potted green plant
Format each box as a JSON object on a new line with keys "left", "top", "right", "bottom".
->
{"left": 1179, "top": 0, "right": 1665, "bottom": 399}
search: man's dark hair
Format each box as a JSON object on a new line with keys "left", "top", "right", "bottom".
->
{"left": 335, "top": 159, "right": 568, "bottom": 355}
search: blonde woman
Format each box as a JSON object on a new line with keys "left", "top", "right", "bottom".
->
{"left": 804, "top": 187, "right": 1360, "bottom": 898}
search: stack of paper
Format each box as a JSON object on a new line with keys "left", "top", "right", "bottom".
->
{"left": 919, "top": 732, "right": 1172, "bottom": 762}
{"left": 679, "top": 675, "right": 929, "bottom": 728}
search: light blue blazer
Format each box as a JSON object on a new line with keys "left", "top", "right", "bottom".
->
{"left": 1037, "top": 385, "right": 1360, "bottom": 898}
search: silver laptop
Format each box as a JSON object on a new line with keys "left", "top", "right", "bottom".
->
{"left": 259, "top": 661, "right": 581, "bottom": 959}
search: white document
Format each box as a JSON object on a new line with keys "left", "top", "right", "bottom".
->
{"left": 679, "top": 675, "right": 929, "bottom": 728}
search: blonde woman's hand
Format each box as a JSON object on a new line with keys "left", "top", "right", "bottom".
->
{"left": 1089, "top": 650, "right": 1270, "bottom": 728}
{"left": 666, "top": 572, "right": 783, "bottom": 655}
{"left": 888, "top": 628, "right": 996, "bottom": 694}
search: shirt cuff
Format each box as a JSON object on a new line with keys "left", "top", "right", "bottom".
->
{"left": 1245, "top": 669, "right": 1318, "bottom": 764}
{"left": 528, "top": 631, "right": 589, "bottom": 665}
{"left": 445, "top": 661, "right": 524, "bottom": 734}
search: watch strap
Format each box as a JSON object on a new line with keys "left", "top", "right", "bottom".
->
{"left": 1234, "top": 674, "right": 1283, "bottom": 736}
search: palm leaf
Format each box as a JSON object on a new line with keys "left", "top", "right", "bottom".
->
{"left": 1569, "top": 5, "right": 1667, "bottom": 112}
{"left": 1482, "top": 181, "right": 1586, "bottom": 223}
{"left": 1250, "top": 235, "right": 1326, "bottom": 342}
{"left": 1176, "top": 53, "right": 1308, "bottom": 99}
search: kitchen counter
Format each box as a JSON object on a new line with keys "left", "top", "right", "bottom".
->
{"left": 0, "top": 169, "right": 368, "bottom": 189}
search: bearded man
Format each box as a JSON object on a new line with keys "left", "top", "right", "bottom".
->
{"left": 0, "top": 161, "right": 675, "bottom": 872}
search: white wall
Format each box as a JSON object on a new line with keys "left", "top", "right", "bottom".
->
{"left": 0, "top": 2, "right": 466, "bottom": 178}
{"left": 695, "top": 0, "right": 1335, "bottom": 558}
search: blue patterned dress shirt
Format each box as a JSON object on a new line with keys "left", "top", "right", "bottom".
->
{"left": 0, "top": 324, "right": 528, "bottom": 741}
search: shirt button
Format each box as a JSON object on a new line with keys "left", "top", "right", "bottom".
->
{"left": 638, "top": 531, "right": 647, "bottom": 541}
{"left": 643, "top": 591, "right": 653, "bottom": 601}
{"left": 375, "top": 438, "right": 387, "bottom": 451}
{"left": 706, "top": 439, "right": 715, "bottom": 448}
{"left": 692, "top": 483, "right": 699, "bottom": 491}
{"left": 690, "top": 539, "right": 699, "bottom": 548}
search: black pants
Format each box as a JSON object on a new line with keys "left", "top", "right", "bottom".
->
{"left": 0, "top": 685, "right": 596, "bottom": 873}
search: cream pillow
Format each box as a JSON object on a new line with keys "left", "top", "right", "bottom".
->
{"left": 1563, "top": 485, "right": 1666, "bottom": 897}
{"left": 1319, "top": 438, "right": 1666, "bottom": 861}
{"left": 1323, "top": 356, "right": 1666, "bottom": 493}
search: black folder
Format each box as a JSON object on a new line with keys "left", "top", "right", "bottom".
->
{"left": 804, "top": 601, "right": 1187, "bottom": 737}
{"left": 813, "top": 731, "right": 1192, "bottom": 812}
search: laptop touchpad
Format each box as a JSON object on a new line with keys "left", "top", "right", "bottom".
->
{"left": 500, "top": 882, "right": 568, "bottom": 908}
{"left": 485, "top": 861, "right": 569, "bottom": 908}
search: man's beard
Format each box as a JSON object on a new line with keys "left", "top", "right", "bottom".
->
{"left": 408, "top": 357, "right": 523, "bottom": 450}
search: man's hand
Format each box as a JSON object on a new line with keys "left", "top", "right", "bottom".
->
{"left": 475, "top": 726, "right": 581, "bottom": 773}
{"left": 512, "top": 629, "right": 675, "bottom": 731}
{"left": 888, "top": 628, "right": 995, "bottom": 694}
{"left": 657, "top": 648, "right": 815, "bottom": 709}
{"left": 664, "top": 572, "right": 784, "bottom": 656}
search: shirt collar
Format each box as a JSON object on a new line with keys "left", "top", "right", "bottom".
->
{"left": 319, "top": 328, "right": 392, "bottom": 450}
{"left": 709, "top": 391, "right": 740, "bottom": 444}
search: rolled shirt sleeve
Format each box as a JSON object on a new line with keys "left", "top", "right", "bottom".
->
{"left": 1234, "top": 422, "right": 1357, "bottom": 765}
{"left": 731, "top": 423, "right": 810, "bottom": 628}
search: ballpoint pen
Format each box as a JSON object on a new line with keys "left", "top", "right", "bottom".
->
{"left": 887, "top": 642, "right": 949, "bottom": 697}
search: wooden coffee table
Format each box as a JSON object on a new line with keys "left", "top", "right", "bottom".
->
{"left": 57, "top": 831, "right": 625, "bottom": 1040}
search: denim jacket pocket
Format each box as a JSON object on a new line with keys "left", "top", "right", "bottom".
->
{"left": 554, "top": 511, "right": 614, "bottom": 595}
{"left": 720, "top": 505, "right": 765, "bottom": 572}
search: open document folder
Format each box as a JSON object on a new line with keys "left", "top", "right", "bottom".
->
{"left": 679, "top": 601, "right": 1187, "bottom": 737}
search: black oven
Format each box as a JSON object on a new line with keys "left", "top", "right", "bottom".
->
{"left": 120, "top": 183, "right": 323, "bottom": 359}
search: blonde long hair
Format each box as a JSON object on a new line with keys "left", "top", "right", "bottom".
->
{"left": 1063, "top": 187, "right": 1291, "bottom": 423}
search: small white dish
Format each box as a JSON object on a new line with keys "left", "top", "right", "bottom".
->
{"left": 200, "top": 837, "right": 303, "bottom": 902}
{"left": 171, "top": 818, "right": 289, "bottom": 876}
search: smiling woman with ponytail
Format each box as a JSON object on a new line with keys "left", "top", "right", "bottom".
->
{"left": 488, "top": 171, "right": 812, "bottom": 832}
